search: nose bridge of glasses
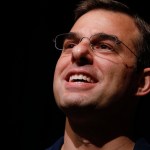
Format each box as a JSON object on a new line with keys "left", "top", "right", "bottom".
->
{"left": 79, "top": 36, "right": 93, "bottom": 48}
{"left": 79, "top": 36, "right": 91, "bottom": 43}
{"left": 78, "top": 36, "right": 95, "bottom": 51}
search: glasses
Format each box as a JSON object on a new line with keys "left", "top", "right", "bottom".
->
{"left": 54, "top": 32, "right": 137, "bottom": 65}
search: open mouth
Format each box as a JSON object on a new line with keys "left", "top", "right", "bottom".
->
{"left": 68, "top": 74, "right": 95, "bottom": 83}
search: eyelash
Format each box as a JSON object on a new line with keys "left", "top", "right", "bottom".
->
{"left": 63, "top": 40, "right": 115, "bottom": 52}
{"left": 93, "top": 42, "right": 114, "bottom": 51}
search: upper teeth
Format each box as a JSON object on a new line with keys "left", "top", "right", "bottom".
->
{"left": 69, "top": 74, "right": 94, "bottom": 83}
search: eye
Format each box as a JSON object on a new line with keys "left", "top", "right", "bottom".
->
{"left": 93, "top": 41, "right": 114, "bottom": 51}
{"left": 63, "top": 40, "right": 77, "bottom": 50}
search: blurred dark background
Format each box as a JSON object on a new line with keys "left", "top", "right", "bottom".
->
{"left": 8, "top": 0, "right": 150, "bottom": 150}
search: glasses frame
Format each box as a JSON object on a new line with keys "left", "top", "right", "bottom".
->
{"left": 53, "top": 32, "right": 138, "bottom": 58}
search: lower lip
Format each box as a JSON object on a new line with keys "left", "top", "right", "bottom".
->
{"left": 65, "top": 81, "right": 96, "bottom": 91}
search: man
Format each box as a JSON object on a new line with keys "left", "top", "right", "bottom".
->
{"left": 46, "top": 0, "right": 150, "bottom": 149}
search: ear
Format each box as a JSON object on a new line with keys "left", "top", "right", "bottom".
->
{"left": 135, "top": 68, "right": 150, "bottom": 96}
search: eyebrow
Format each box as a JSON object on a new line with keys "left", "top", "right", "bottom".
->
{"left": 69, "top": 32, "right": 120, "bottom": 40}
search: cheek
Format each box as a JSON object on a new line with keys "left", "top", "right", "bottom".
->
{"left": 108, "top": 67, "right": 134, "bottom": 93}
{"left": 53, "top": 55, "right": 71, "bottom": 91}
{"left": 53, "top": 56, "right": 72, "bottom": 105}
{"left": 54, "top": 56, "right": 70, "bottom": 77}
{"left": 97, "top": 58, "right": 133, "bottom": 88}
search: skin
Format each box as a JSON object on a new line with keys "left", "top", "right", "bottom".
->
{"left": 53, "top": 9, "right": 146, "bottom": 150}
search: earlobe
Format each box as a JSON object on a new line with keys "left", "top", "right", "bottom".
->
{"left": 135, "top": 68, "right": 150, "bottom": 96}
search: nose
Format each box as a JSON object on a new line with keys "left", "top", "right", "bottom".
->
{"left": 71, "top": 38, "right": 93, "bottom": 65}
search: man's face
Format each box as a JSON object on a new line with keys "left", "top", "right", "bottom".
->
{"left": 53, "top": 9, "right": 139, "bottom": 112}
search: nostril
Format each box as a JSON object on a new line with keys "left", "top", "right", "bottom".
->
{"left": 71, "top": 40, "right": 94, "bottom": 65}
{"left": 79, "top": 57, "right": 90, "bottom": 65}
{"left": 72, "top": 55, "right": 93, "bottom": 66}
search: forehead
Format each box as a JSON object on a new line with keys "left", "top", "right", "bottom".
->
{"left": 70, "top": 9, "right": 139, "bottom": 43}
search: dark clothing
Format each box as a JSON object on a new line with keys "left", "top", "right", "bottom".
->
{"left": 45, "top": 137, "right": 150, "bottom": 150}
{"left": 45, "top": 137, "right": 64, "bottom": 150}
{"left": 134, "top": 138, "right": 150, "bottom": 150}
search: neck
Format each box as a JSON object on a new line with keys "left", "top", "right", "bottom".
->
{"left": 62, "top": 105, "right": 136, "bottom": 150}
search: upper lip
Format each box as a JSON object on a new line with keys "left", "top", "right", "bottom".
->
{"left": 65, "top": 69, "right": 98, "bottom": 83}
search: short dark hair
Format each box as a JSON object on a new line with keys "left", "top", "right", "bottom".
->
{"left": 74, "top": 0, "right": 150, "bottom": 71}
